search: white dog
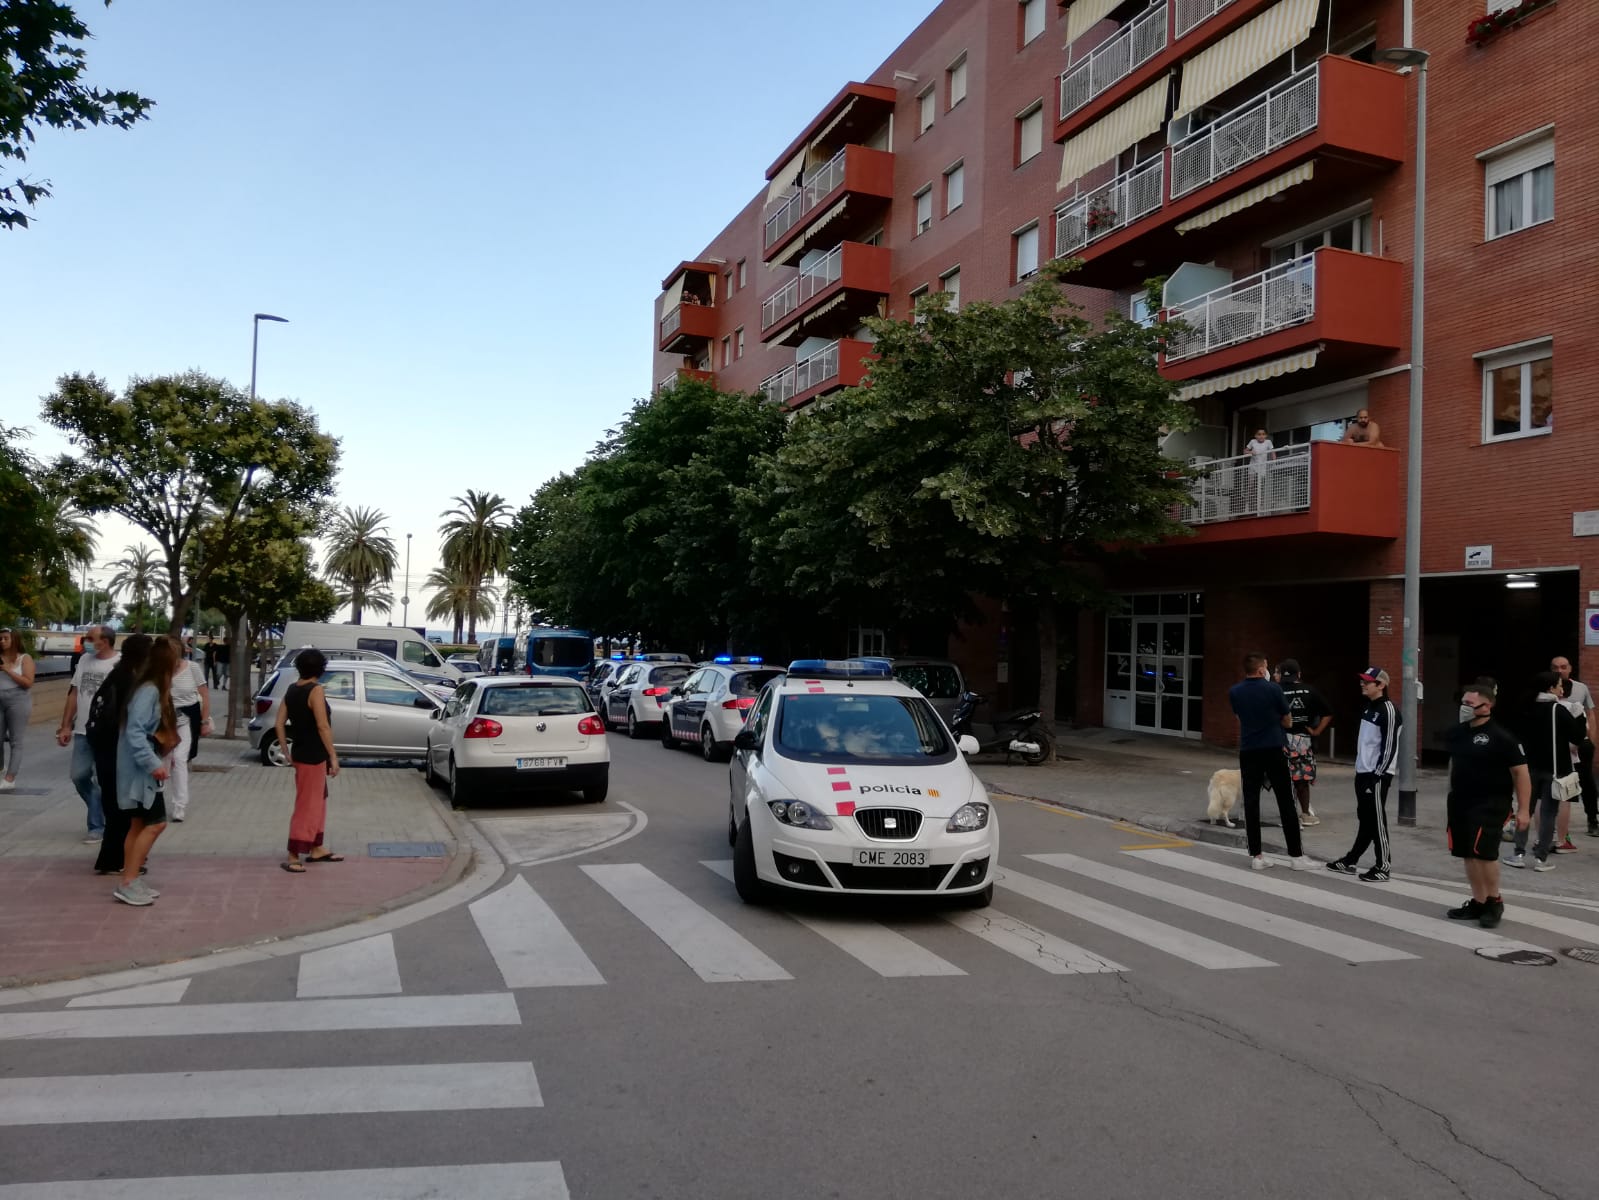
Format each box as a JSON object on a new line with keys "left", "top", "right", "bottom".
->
{"left": 1206, "top": 768, "right": 1241, "bottom": 827}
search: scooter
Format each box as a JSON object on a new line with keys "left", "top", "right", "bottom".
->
{"left": 949, "top": 691, "right": 1052, "bottom": 764}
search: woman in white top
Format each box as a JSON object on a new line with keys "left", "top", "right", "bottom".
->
{"left": 166, "top": 636, "right": 212, "bottom": 821}
{"left": 0, "top": 628, "right": 36, "bottom": 790}
{"left": 1244, "top": 428, "right": 1274, "bottom": 514}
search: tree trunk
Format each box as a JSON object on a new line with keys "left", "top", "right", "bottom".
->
{"left": 1037, "top": 596, "right": 1058, "bottom": 749}
{"left": 225, "top": 614, "right": 248, "bottom": 739}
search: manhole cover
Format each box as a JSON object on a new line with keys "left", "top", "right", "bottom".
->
{"left": 1561, "top": 947, "right": 1599, "bottom": 965}
{"left": 190, "top": 764, "right": 233, "bottom": 774}
{"left": 367, "top": 841, "right": 448, "bottom": 858}
{"left": 1474, "top": 947, "right": 1559, "bottom": 966}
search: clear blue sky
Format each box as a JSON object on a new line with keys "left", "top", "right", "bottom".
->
{"left": 2, "top": 0, "right": 934, "bottom": 627}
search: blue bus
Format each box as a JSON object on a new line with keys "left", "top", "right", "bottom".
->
{"left": 514, "top": 627, "right": 594, "bottom": 682}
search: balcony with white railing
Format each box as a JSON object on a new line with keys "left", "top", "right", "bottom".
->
{"left": 761, "top": 145, "right": 895, "bottom": 262}
{"left": 798, "top": 244, "right": 843, "bottom": 304}
{"left": 1180, "top": 443, "right": 1309, "bottom": 525}
{"left": 760, "top": 337, "right": 873, "bottom": 409}
{"left": 1164, "top": 254, "right": 1316, "bottom": 365}
{"left": 1173, "top": 0, "right": 1240, "bottom": 39}
{"left": 1054, "top": 156, "right": 1164, "bottom": 258}
{"left": 761, "top": 279, "right": 800, "bottom": 331}
{"left": 760, "top": 242, "right": 891, "bottom": 342}
{"left": 761, "top": 365, "right": 798, "bottom": 408}
{"left": 764, "top": 148, "right": 847, "bottom": 249}
{"left": 657, "top": 299, "right": 718, "bottom": 353}
{"left": 1059, "top": 1, "right": 1168, "bottom": 120}
{"left": 1169, "top": 64, "right": 1318, "bottom": 200}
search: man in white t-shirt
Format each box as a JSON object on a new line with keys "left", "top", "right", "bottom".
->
{"left": 55, "top": 626, "right": 120, "bottom": 843}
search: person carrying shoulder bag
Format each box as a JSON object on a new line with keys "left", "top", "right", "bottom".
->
{"left": 1505, "top": 671, "right": 1585, "bottom": 872}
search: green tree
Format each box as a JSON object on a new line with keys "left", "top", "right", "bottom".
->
{"left": 104, "top": 543, "right": 166, "bottom": 629}
{"left": 2, "top": 1, "right": 154, "bottom": 230}
{"left": 767, "top": 267, "right": 1193, "bottom": 734}
{"left": 322, "top": 505, "right": 396, "bottom": 624}
{"left": 42, "top": 371, "right": 341, "bottom": 633}
{"left": 0, "top": 423, "right": 83, "bottom": 622}
{"left": 506, "top": 468, "right": 615, "bottom": 633}
{"left": 438, "top": 490, "right": 511, "bottom": 645}
{"left": 424, "top": 563, "right": 496, "bottom": 645}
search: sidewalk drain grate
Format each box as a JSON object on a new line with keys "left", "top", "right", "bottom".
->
{"left": 1561, "top": 947, "right": 1599, "bottom": 966}
{"left": 1474, "top": 947, "right": 1558, "bottom": 966}
{"left": 191, "top": 764, "right": 234, "bottom": 773}
{"left": 368, "top": 841, "right": 448, "bottom": 858}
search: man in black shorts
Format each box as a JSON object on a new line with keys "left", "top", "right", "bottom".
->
{"left": 1444, "top": 679, "right": 1530, "bottom": 929}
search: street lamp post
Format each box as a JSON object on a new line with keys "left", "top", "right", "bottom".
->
{"left": 1377, "top": 46, "right": 1428, "bottom": 826}
{"left": 249, "top": 313, "right": 289, "bottom": 400}
{"left": 402, "top": 534, "right": 412, "bottom": 628}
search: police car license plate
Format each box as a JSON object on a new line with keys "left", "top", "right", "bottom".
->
{"left": 854, "top": 849, "right": 928, "bottom": 867}
{"left": 516, "top": 756, "right": 566, "bottom": 770}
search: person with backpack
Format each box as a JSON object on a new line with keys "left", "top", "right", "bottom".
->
{"left": 87, "top": 634, "right": 152, "bottom": 876}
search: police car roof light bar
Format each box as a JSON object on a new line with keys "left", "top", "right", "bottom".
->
{"left": 714, "top": 655, "right": 765, "bottom": 664}
{"left": 785, "top": 658, "right": 894, "bottom": 680}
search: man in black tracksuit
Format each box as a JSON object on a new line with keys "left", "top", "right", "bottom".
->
{"left": 1327, "top": 666, "right": 1402, "bottom": 881}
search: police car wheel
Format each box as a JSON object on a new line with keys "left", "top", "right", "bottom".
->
{"left": 625, "top": 709, "right": 645, "bottom": 739}
{"left": 951, "top": 883, "right": 994, "bottom": 909}
{"left": 733, "top": 816, "right": 765, "bottom": 904}
{"left": 700, "top": 725, "right": 720, "bottom": 763}
{"left": 660, "top": 719, "right": 678, "bottom": 750}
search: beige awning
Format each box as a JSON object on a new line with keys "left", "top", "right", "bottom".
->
{"left": 1066, "top": 0, "right": 1121, "bottom": 47}
{"left": 1173, "top": 0, "right": 1319, "bottom": 119}
{"left": 1177, "top": 161, "right": 1314, "bottom": 233}
{"left": 661, "top": 275, "right": 686, "bottom": 313}
{"left": 1057, "top": 78, "right": 1168, "bottom": 191}
{"left": 803, "top": 197, "right": 849, "bottom": 242}
{"left": 1177, "top": 347, "right": 1320, "bottom": 400}
{"left": 808, "top": 97, "right": 857, "bottom": 161}
{"left": 767, "top": 149, "right": 805, "bottom": 205}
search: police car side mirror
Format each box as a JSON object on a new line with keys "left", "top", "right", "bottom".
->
{"left": 733, "top": 729, "right": 759, "bottom": 752}
{"left": 958, "top": 734, "right": 980, "bottom": 756}
{"left": 671, "top": 685, "right": 684, "bottom": 697}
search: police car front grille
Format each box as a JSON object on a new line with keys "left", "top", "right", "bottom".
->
{"left": 827, "top": 863, "right": 954, "bottom": 891}
{"left": 854, "top": 808, "right": 923, "bottom": 840}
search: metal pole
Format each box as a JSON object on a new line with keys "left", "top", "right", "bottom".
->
{"left": 1397, "top": 59, "right": 1427, "bottom": 826}
{"left": 402, "top": 533, "right": 412, "bottom": 627}
{"left": 250, "top": 317, "right": 260, "bottom": 399}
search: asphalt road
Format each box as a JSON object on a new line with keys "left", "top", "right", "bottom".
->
{"left": 2, "top": 735, "right": 1595, "bottom": 1198}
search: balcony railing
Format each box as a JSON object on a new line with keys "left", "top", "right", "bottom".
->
{"left": 761, "top": 366, "right": 796, "bottom": 408}
{"left": 1170, "top": 64, "right": 1318, "bottom": 200}
{"left": 798, "top": 244, "right": 843, "bottom": 303}
{"left": 660, "top": 305, "right": 683, "bottom": 342}
{"left": 1054, "top": 156, "right": 1164, "bottom": 258}
{"left": 762, "top": 280, "right": 800, "bottom": 330}
{"left": 1059, "top": 2, "right": 1168, "bottom": 119}
{"left": 1173, "top": 0, "right": 1240, "bottom": 39}
{"left": 1165, "top": 254, "right": 1316, "bottom": 363}
{"left": 760, "top": 339, "right": 845, "bottom": 406}
{"left": 1180, "top": 442, "right": 1310, "bottom": 525}
{"left": 764, "top": 147, "right": 848, "bottom": 248}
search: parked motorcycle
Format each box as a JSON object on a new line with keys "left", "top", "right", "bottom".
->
{"left": 948, "top": 691, "right": 1051, "bottom": 765}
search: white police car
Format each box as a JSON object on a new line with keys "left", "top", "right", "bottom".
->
{"left": 726, "top": 659, "right": 996, "bottom": 906}
{"left": 660, "top": 656, "right": 785, "bottom": 762}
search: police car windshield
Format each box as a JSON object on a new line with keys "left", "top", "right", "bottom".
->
{"left": 774, "top": 694, "right": 955, "bottom": 765}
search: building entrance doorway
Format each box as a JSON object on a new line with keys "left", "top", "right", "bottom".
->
{"left": 1105, "top": 592, "right": 1204, "bottom": 738}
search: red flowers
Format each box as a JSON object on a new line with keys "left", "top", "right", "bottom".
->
{"left": 1466, "top": 0, "right": 1556, "bottom": 48}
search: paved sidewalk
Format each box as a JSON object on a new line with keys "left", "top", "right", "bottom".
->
{"left": 976, "top": 726, "right": 1599, "bottom": 904}
{"left": 0, "top": 721, "right": 464, "bottom": 988}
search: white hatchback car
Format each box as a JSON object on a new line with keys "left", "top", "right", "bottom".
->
{"left": 727, "top": 660, "right": 995, "bottom": 906}
{"left": 425, "top": 675, "right": 609, "bottom": 805}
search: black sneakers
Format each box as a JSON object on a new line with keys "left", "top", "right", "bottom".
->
{"left": 1359, "top": 866, "right": 1390, "bottom": 882}
{"left": 1479, "top": 897, "right": 1505, "bottom": 929}
{"left": 1447, "top": 898, "right": 1483, "bottom": 921}
{"left": 1325, "top": 860, "right": 1357, "bottom": 875}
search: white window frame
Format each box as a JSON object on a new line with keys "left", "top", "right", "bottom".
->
{"left": 1479, "top": 339, "right": 1553, "bottom": 444}
{"left": 914, "top": 186, "right": 933, "bottom": 235}
{"left": 1487, "top": 0, "right": 1518, "bottom": 11}
{"left": 940, "top": 266, "right": 961, "bottom": 311}
{"left": 1130, "top": 294, "right": 1155, "bottom": 327}
{"left": 1014, "top": 222, "right": 1040, "bottom": 281}
{"left": 735, "top": 327, "right": 745, "bottom": 360}
{"left": 1017, "top": 102, "right": 1044, "bottom": 166}
{"left": 1021, "top": 0, "right": 1046, "bottom": 45}
{"left": 1480, "top": 130, "right": 1554, "bottom": 241}
{"left": 737, "top": 259, "right": 747, "bottom": 290}
{"left": 721, "top": 336, "right": 731, "bottom": 368}
{"left": 944, "top": 160, "right": 965, "bottom": 214}
{"left": 947, "top": 54, "right": 968, "bottom": 110}
{"left": 1266, "top": 204, "right": 1373, "bottom": 263}
{"left": 909, "top": 284, "right": 930, "bottom": 324}
{"left": 917, "top": 87, "right": 936, "bottom": 134}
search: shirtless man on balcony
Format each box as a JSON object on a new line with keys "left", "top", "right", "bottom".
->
{"left": 1342, "top": 409, "right": 1385, "bottom": 447}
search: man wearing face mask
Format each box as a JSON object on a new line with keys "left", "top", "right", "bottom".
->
{"left": 1445, "top": 678, "right": 1530, "bottom": 928}
{"left": 1341, "top": 409, "right": 1385, "bottom": 448}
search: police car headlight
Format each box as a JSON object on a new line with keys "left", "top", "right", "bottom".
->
{"left": 769, "top": 799, "right": 834, "bottom": 830}
{"left": 946, "top": 803, "right": 990, "bottom": 832}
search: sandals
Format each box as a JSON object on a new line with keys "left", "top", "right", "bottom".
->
{"left": 305, "top": 852, "right": 345, "bottom": 863}
{"left": 280, "top": 861, "right": 306, "bottom": 873}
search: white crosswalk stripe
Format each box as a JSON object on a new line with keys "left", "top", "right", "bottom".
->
{"left": 66, "top": 979, "right": 190, "bottom": 1008}
{"left": 0, "top": 1163, "right": 572, "bottom": 1200}
{"left": 1031, "top": 853, "right": 1417, "bottom": 963}
{"left": 942, "top": 909, "right": 1125, "bottom": 974}
{"left": 470, "top": 874, "right": 605, "bottom": 988}
{"left": 1378, "top": 877, "right": 1599, "bottom": 946}
{"left": 296, "top": 932, "right": 401, "bottom": 998}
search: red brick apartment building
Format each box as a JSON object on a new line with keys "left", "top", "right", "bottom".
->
{"left": 652, "top": 0, "right": 1595, "bottom": 757}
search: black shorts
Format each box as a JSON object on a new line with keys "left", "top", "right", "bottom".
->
{"left": 133, "top": 789, "right": 168, "bottom": 826}
{"left": 1447, "top": 795, "right": 1509, "bottom": 861}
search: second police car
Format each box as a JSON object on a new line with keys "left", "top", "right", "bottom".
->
{"left": 659, "top": 656, "right": 785, "bottom": 762}
{"left": 727, "top": 659, "right": 996, "bottom": 907}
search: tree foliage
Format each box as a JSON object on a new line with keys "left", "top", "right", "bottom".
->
{"left": 1, "top": 1, "right": 155, "bottom": 229}
{"left": 104, "top": 542, "right": 166, "bottom": 628}
{"left": 322, "top": 505, "right": 396, "bottom": 625}
{"left": 0, "top": 422, "right": 91, "bottom": 622}
{"left": 43, "top": 370, "right": 341, "bottom": 634}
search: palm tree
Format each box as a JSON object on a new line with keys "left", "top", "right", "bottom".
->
{"left": 106, "top": 545, "right": 168, "bottom": 631}
{"left": 438, "top": 490, "right": 512, "bottom": 644}
{"left": 322, "top": 506, "right": 398, "bottom": 625}
{"left": 43, "top": 485, "right": 97, "bottom": 572}
{"left": 424, "top": 564, "right": 498, "bottom": 644}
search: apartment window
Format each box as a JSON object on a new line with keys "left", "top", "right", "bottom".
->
{"left": 735, "top": 327, "right": 745, "bottom": 360}
{"left": 1269, "top": 210, "right": 1372, "bottom": 265}
{"left": 737, "top": 259, "right": 747, "bottom": 290}
{"left": 1017, "top": 103, "right": 1044, "bottom": 166}
{"left": 940, "top": 267, "right": 961, "bottom": 311}
{"left": 724, "top": 270, "right": 734, "bottom": 299}
{"left": 1014, "top": 223, "right": 1040, "bottom": 281}
{"left": 721, "top": 336, "right": 731, "bottom": 368}
{"left": 947, "top": 55, "right": 968, "bottom": 110}
{"left": 914, "top": 186, "right": 933, "bottom": 235}
{"left": 1483, "top": 132, "right": 1553, "bottom": 240}
{"left": 917, "top": 87, "right": 935, "bottom": 135}
{"left": 1021, "top": 0, "right": 1046, "bottom": 45}
{"left": 1130, "top": 294, "right": 1155, "bottom": 327}
{"left": 1487, "top": 0, "right": 1519, "bottom": 10}
{"left": 944, "top": 161, "right": 965, "bottom": 214}
{"left": 1480, "top": 340, "right": 1552, "bottom": 442}
{"left": 909, "top": 284, "right": 930, "bottom": 324}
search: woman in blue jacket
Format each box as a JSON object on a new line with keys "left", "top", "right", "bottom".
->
{"left": 114, "top": 637, "right": 181, "bottom": 906}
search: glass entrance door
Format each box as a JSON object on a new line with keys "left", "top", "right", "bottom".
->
{"left": 1133, "top": 618, "right": 1190, "bottom": 734}
{"left": 1107, "top": 592, "right": 1204, "bottom": 738}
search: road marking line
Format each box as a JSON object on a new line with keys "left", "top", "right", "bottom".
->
{"left": 66, "top": 979, "right": 190, "bottom": 1008}
{"left": 583, "top": 863, "right": 790, "bottom": 983}
{"left": 1031, "top": 853, "right": 1416, "bottom": 963}
{"left": 0, "top": 1163, "right": 571, "bottom": 1200}
{"left": 295, "top": 933, "right": 401, "bottom": 998}
{"left": 0, "top": 1062, "right": 542, "bottom": 1126}
{"left": 0, "top": 994, "right": 520, "bottom": 1041}
{"left": 1121, "top": 841, "right": 1193, "bottom": 851}
{"left": 1135, "top": 849, "right": 1550, "bottom": 953}
{"left": 943, "top": 909, "right": 1125, "bottom": 974}
{"left": 1356, "top": 876, "right": 1599, "bottom": 947}
{"left": 470, "top": 875, "right": 604, "bottom": 988}
{"left": 996, "top": 868, "right": 1275, "bottom": 969}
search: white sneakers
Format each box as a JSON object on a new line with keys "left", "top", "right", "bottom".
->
{"left": 0, "top": 778, "right": 15, "bottom": 792}
{"left": 1299, "top": 808, "right": 1320, "bottom": 826}
{"left": 1250, "top": 855, "right": 1271, "bottom": 870}
{"left": 1252, "top": 854, "right": 1314, "bottom": 871}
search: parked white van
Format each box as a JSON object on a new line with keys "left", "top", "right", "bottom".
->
{"left": 280, "top": 622, "right": 461, "bottom": 680}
